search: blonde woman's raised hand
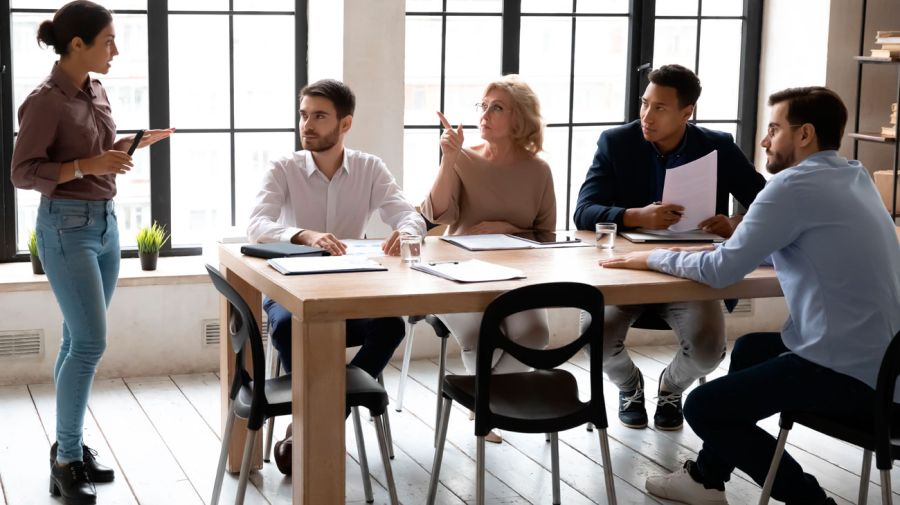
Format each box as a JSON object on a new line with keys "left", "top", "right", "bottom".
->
{"left": 436, "top": 111, "right": 463, "bottom": 159}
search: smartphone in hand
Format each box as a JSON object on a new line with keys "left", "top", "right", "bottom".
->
{"left": 127, "top": 130, "right": 145, "bottom": 156}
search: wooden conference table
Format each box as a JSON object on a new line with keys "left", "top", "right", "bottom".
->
{"left": 216, "top": 231, "right": 783, "bottom": 504}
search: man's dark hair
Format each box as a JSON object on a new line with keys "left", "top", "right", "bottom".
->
{"left": 647, "top": 64, "right": 702, "bottom": 108}
{"left": 767, "top": 87, "right": 848, "bottom": 151}
{"left": 299, "top": 79, "right": 356, "bottom": 118}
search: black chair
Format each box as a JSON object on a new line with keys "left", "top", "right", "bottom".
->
{"left": 426, "top": 282, "right": 617, "bottom": 505}
{"left": 396, "top": 315, "right": 452, "bottom": 440}
{"left": 758, "top": 330, "right": 900, "bottom": 505}
{"left": 206, "top": 265, "right": 399, "bottom": 505}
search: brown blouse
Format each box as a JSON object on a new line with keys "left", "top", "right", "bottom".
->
{"left": 10, "top": 63, "right": 117, "bottom": 200}
{"left": 421, "top": 148, "right": 557, "bottom": 235}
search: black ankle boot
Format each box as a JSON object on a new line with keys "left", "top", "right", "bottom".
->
{"left": 50, "top": 442, "right": 115, "bottom": 483}
{"left": 50, "top": 460, "right": 96, "bottom": 505}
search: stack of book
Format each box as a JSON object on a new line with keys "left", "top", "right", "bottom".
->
{"left": 871, "top": 31, "right": 900, "bottom": 60}
{"left": 884, "top": 103, "right": 898, "bottom": 140}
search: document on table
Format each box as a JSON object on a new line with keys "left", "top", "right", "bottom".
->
{"left": 343, "top": 239, "right": 385, "bottom": 257}
{"left": 440, "top": 234, "right": 591, "bottom": 251}
{"left": 662, "top": 150, "right": 717, "bottom": 232}
{"left": 268, "top": 255, "right": 387, "bottom": 275}
{"left": 411, "top": 259, "right": 526, "bottom": 283}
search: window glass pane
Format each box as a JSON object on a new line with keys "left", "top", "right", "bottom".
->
{"left": 402, "top": 129, "right": 440, "bottom": 205}
{"left": 446, "top": 0, "right": 501, "bottom": 13}
{"left": 655, "top": 0, "right": 698, "bottom": 16}
{"left": 170, "top": 133, "right": 232, "bottom": 246}
{"left": 521, "top": 0, "right": 572, "bottom": 13}
{"left": 444, "top": 16, "right": 502, "bottom": 123}
{"left": 103, "top": 14, "right": 149, "bottom": 131}
{"left": 538, "top": 126, "right": 570, "bottom": 229}
{"left": 113, "top": 146, "right": 152, "bottom": 248}
{"left": 695, "top": 122, "right": 737, "bottom": 139}
{"left": 232, "top": 0, "right": 294, "bottom": 11}
{"left": 702, "top": 0, "right": 743, "bottom": 17}
{"left": 11, "top": 13, "right": 59, "bottom": 132}
{"left": 234, "top": 132, "right": 297, "bottom": 231}
{"left": 519, "top": 17, "right": 572, "bottom": 125}
{"left": 573, "top": 17, "right": 628, "bottom": 123}
{"left": 696, "top": 20, "right": 741, "bottom": 120}
{"left": 571, "top": 126, "right": 609, "bottom": 229}
{"left": 653, "top": 19, "right": 697, "bottom": 71}
{"left": 233, "top": 15, "right": 295, "bottom": 128}
{"left": 15, "top": 187, "right": 40, "bottom": 253}
{"left": 169, "top": 0, "right": 229, "bottom": 11}
{"left": 13, "top": 0, "right": 146, "bottom": 8}
{"left": 168, "top": 14, "right": 230, "bottom": 128}
{"left": 577, "top": 0, "right": 629, "bottom": 14}
{"left": 406, "top": 0, "right": 442, "bottom": 12}
{"left": 405, "top": 16, "right": 442, "bottom": 125}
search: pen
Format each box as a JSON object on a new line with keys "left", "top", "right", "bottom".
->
{"left": 428, "top": 261, "right": 460, "bottom": 266}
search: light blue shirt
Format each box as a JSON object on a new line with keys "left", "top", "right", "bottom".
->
{"left": 648, "top": 151, "right": 900, "bottom": 393}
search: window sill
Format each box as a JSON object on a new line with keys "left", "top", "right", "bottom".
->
{"left": 0, "top": 256, "right": 211, "bottom": 293}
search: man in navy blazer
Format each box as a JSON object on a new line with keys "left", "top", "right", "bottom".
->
{"left": 573, "top": 64, "right": 766, "bottom": 431}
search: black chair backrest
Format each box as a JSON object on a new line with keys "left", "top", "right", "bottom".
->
{"left": 475, "top": 282, "right": 606, "bottom": 431}
{"left": 206, "top": 265, "right": 269, "bottom": 429}
{"left": 874, "top": 330, "right": 900, "bottom": 468}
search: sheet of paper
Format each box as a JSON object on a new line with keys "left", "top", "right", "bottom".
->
{"left": 268, "top": 255, "right": 386, "bottom": 275}
{"left": 343, "top": 239, "right": 385, "bottom": 257}
{"left": 412, "top": 259, "right": 526, "bottom": 283}
{"left": 661, "top": 150, "right": 717, "bottom": 232}
{"left": 440, "top": 234, "right": 534, "bottom": 251}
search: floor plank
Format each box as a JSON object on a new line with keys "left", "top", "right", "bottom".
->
{"left": 0, "top": 385, "right": 56, "bottom": 505}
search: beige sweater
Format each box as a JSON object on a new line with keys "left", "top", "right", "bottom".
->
{"left": 421, "top": 148, "right": 557, "bottom": 235}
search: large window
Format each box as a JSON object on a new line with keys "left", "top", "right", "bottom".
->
{"left": 404, "top": 0, "right": 762, "bottom": 229}
{"left": 0, "top": 0, "right": 304, "bottom": 259}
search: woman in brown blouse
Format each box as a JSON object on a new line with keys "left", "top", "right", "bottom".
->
{"left": 422, "top": 75, "right": 556, "bottom": 443}
{"left": 10, "top": 2, "right": 172, "bottom": 503}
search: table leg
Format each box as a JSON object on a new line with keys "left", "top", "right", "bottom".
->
{"left": 292, "top": 317, "right": 346, "bottom": 504}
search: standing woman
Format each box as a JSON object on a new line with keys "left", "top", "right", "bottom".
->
{"left": 10, "top": 2, "right": 173, "bottom": 503}
{"left": 422, "top": 74, "right": 556, "bottom": 443}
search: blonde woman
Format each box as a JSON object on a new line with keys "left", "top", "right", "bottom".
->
{"left": 422, "top": 75, "right": 555, "bottom": 443}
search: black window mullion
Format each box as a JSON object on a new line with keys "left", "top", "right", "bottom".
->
{"left": 437, "top": 0, "right": 448, "bottom": 161}
{"left": 737, "top": 0, "right": 763, "bottom": 162}
{"left": 627, "top": 0, "right": 654, "bottom": 122}
{"left": 564, "top": 1, "right": 578, "bottom": 230}
{"left": 0, "top": 0, "right": 15, "bottom": 260}
{"left": 501, "top": 0, "right": 520, "bottom": 75}
{"left": 295, "top": 0, "right": 307, "bottom": 152}
{"left": 147, "top": 0, "right": 173, "bottom": 254}
{"left": 228, "top": 1, "right": 236, "bottom": 226}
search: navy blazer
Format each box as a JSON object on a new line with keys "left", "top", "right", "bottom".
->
{"left": 573, "top": 120, "right": 766, "bottom": 230}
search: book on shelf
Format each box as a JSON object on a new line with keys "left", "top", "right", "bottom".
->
{"left": 876, "top": 31, "right": 900, "bottom": 37}
{"left": 880, "top": 44, "right": 900, "bottom": 51}
{"left": 871, "top": 49, "right": 900, "bottom": 59}
{"left": 883, "top": 126, "right": 898, "bottom": 139}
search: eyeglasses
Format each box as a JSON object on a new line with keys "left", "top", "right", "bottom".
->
{"left": 475, "top": 101, "right": 506, "bottom": 114}
{"left": 766, "top": 124, "right": 804, "bottom": 139}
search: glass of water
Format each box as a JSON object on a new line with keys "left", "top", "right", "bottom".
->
{"left": 400, "top": 233, "right": 422, "bottom": 263}
{"left": 595, "top": 223, "right": 616, "bottom": 250}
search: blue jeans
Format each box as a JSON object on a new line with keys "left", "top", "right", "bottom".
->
{"left": 263, "top": 298, "right": 405, "bottom": 378}
{"left": 36, "top": 197, "right": 119, "bottom": 464}
{"left": 687, "top": 332, "right": 879, "bottom": 504}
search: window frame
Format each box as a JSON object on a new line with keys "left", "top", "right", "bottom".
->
{"left": 0, "top": 0, "right": 309, "bottom": 261}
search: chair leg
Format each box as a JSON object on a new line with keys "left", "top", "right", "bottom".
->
{"left": 858, "top": 450, "right": 872, "bottom": 505}
{"left": 426, "top": 397, "right": 453, "bottom": 505}
{"left": 396, "top": 320, "right": 416, "bottom": 412}
{"left": 598, "top": 428, "right": 617, "bottom": 505}
{"left": 434, "top": 338, "right": 448, "bottom": 448}
{"left": 545, "top": 433, "right": 551, "bottom": 442}
{"left": 374, "top": 415, "right": 400, "bottom": 505}
{"left": 263, "top": 417, "right": 275, "bottom": 463}
{"left": 377, "top": 374, "right": 395, "bottom": 459}
{"left": 263, "top": 332, "right": 281, "bottom": 462}
{"left": 881, "top": 469, "right": 893, "bottom": 505}
{"left": 699, "top": 375, "right": 707, "bottom": 385}
{"left": 234, "top": 428, "right": 257, "bottom": 505}
{"left": 550, "top": 432, "right": 561, "bottom": 505}
{"left": 476, "top": 435, "right": 486, "bottom": 505}
{"left": 352, "top": 407, "right": 374, "bottom": 503}
{"left": 586, "top": 422, "right": 594, "bottom": 432}
{"left": 759, "top": 427, "right": 790, "bottom": 505}
{"left": 211, "top": 408, "right": 236, "bottom": 505}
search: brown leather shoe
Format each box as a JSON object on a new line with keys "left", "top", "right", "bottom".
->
{"left": 273, "top": 423, "right": 292, "bottom": 475}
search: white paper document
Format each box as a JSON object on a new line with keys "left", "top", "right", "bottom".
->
{"left": 440, "top": 234, "right": 590, "bottom": 251}
{"left": 411, "top": 259, "right": 526, "bottom": 283}
{"left": 661, "top": 150, "right": 717, "bottom": 232}
{"left": 268, "top": 256, "right": 387, "bottom": 275}
{"left": 343, "top": 239, "right": 385, "bottom": 257}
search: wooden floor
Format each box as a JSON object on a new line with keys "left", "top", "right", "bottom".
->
{"left": 0, "top": 345, "right": 896, "bottom": 505}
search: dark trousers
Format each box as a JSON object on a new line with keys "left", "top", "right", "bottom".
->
{"left": 263, "top": 297, "right": 406, "bottom": 378}
{"left": 687, "top": 332, "right": 877, "bottom": 504}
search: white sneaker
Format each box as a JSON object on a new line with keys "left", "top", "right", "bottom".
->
{"left": 645, "top": 466, "right": 728, "bottom": 505}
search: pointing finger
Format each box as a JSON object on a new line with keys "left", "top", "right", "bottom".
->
{"left": 436, "top": 111, "right": 453, "bottom": 129}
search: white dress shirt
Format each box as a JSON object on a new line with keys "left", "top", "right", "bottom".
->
{"left": 247, "top": 148, "right": 425, "bottom": 243}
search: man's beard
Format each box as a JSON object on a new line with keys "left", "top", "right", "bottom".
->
{"left": 301, "top": 124, "right": 340, "bottom": 152}
{"left": 765, "top": 149, "right": 795, "bottom": 174}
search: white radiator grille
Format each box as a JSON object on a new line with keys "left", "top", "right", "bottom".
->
{"left": 0, "top": 330, "right": 43, "bottom": 358}
{"left": 202, "top": 317, "right": 268, "bottom": 347}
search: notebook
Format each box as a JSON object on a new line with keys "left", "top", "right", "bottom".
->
{"left": 411, "top": 259, "right": 526, "bottom": 283}
{"left": 241, "top": 242, "right": 327, "bottom": 259}
{"left": 620, "top": 229, "right": 724, "bottom": 243}
{"left": 267, "top": 256, "right": 387, "bottom": 275}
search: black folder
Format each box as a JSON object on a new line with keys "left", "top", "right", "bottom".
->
{"left": 240, "top": 242, "right": 328, "bottom": 259}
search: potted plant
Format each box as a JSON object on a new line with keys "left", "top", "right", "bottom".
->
{"left": 27, "top": 229, "right": 43, "bottom": 275}
{"left": 136, "top": 221, "right": 169, "bottom": 271}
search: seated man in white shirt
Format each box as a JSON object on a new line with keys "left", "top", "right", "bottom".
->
{"left": 247, "top": 79, "right": 426, "bottom": 473}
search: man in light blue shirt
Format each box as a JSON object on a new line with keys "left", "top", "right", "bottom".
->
{"left": 603, "top": 86, "right": 900, "bottom": 504}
